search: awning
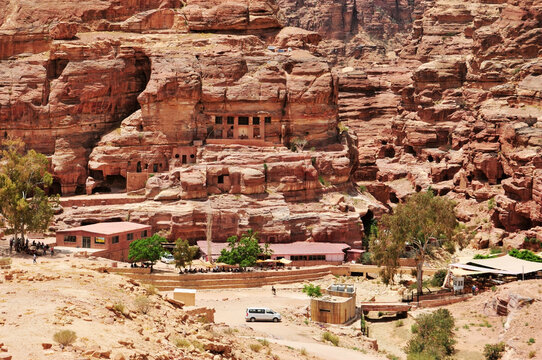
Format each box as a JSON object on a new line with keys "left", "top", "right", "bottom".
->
{"left": 450, "top": 254, "right": 542, "bottom": 276}
{"left": 279, "top": 258, "right": 292, "bottom": 265}
{"left": 449, "top": 263, "right": 516, "bottom": 275}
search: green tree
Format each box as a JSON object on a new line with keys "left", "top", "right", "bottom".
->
{"left": 128, "top": 234, "right": 166, "bottom": 271}
{"left": 371, "top": 190, "right": 457, "bottom": 293}
{"left": 406, "top": 308, "right": 456, "bottom": 359}
{"left": 173, "top": 238, "right": 199, "bottom": 270}
{"left": 0, "top": 139, "right": 57, "bottom": 242}
{"left": 217, "top": 230, "right": 263, "bottom": 269}
{"left": 302, "top": 283, "right": 322, "bottom": 298}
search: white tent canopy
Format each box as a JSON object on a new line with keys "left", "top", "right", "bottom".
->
{"left": 451, "top": 255, "right": 542, "bottom": 276}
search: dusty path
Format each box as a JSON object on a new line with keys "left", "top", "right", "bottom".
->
{"left": 268, "top": 339, "right": 383, "bottom": 360}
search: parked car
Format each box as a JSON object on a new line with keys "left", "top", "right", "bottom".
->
{"left": 161, "top": 253, "right": 175, "bottom": 264}
{"left": 245, "top": 307, "right": 281, "bottom": 322}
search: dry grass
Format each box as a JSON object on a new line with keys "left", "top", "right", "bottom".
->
{"left": 134, "top": 295, "right": 151, "bottom": 314}
{"left": 53, "top": 329, "right": 77, "bottom": 346}
{"left": 250, "top": 343, "right": 263, "bottom": 352}
{"left": 322, "top": 331, "right": 339, "bottom": 346}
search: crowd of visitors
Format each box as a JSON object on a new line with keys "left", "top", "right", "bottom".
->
{"left": 9, "top": 238, "right": 53, "bottom": 256}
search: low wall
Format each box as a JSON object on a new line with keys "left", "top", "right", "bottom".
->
{"left": 60, "top": 196, "right": 145, "bottom": 208}
{"left": 107, "top": 267, "right": 151, "bottom": 274}
{"left": 417, "top": 294, "right": 472, "bottom": 308}
{"left": 113, "top": 266, "right": 334, "bottom": 290}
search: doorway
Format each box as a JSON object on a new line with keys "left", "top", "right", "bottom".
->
{"left": 82, "top": 236, "right": 91, "bottom": 248}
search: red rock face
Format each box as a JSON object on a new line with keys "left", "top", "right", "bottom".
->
{"left": 3, "top": 0, "right": 542, "bottom": 248}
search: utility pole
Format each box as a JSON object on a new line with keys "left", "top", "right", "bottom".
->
{"left": 206, "top": 209, "right": 213, "bottom": 264}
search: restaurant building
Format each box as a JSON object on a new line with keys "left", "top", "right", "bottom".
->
{"left": 55, "top": 222, "right": 152, "bottom": 261}
{"left": 197, "top": 241, "right": 351, "bottom": 266}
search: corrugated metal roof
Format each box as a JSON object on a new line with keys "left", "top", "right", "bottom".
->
{"left": 57, "top": 222, "right": 151, "bottom": 236}
{"left": 197, "top": 241, "right": 351, "bottom": 256}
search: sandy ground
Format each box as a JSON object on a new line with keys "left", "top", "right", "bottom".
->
{"left": 197, "top": 286, "right": 385, "bottom": 360}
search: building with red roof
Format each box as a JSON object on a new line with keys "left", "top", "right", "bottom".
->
{"left": 197, "top": 240, "right": 351, "bottom": 265}
{"left": 56, "top": 222, "right": 152, "bottom": 261}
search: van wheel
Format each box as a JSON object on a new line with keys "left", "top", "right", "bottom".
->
{"left": 250, "top": 317, "right": 256, "bottom": 322}
{"left": 273, "top": 318, "right": 279, "bottom": 322}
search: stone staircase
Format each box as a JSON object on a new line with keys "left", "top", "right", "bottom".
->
{"left": 114, "top": 266, "right": 335, "bottom": 291}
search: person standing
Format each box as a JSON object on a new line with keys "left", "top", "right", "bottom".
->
{"left": 33, "top": 253, "right": 37, "bottom": 264}
{"left": 272, "top": 285, "right": 276, "bottom": 296}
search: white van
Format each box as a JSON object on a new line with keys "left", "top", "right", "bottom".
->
{"left": 245, "top": 308, "right": 282, "bottom": 322}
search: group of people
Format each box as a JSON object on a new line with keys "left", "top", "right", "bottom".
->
{"left": 9, "top": 238, "right": 54, "bottom": 256}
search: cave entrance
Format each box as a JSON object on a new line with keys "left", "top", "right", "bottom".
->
{"left": 48, "top": 179, "right": 62, "bottom": 196}
{"left": 390, "top": 192, "right": 399, "bottom": 204}
{"left": 105, "top": 175, "right": 126, "bottom": 193}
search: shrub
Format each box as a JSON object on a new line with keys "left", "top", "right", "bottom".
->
{"left": 175, "top": 338, "right": 191, "bottom": 348}
{"left": 490, "top": 247, "right": 502, "bottom": 255}
{"left": 509, "top": 249, "right": 542, "bottom": 263}
{"left": 358, "top": 252, "right": 373, "bottom": 265}
{"left": 322, "top": 332, "right": 339, "bottom": 346}
{"left": 488, "top": 197, "right": 495, "bottom": 210}
{"left": 134, "top": 295, "right": 151, "bottom": 314}
{"left": 144, "top": 284, "right": 158, "bottom": 295}
{"left": 250, "top": 343, "right": 263, "bottom": 352}
{"left": 53, "top": 329, "right": 77, "bottom": 347}
{"left": 430, "top": 269, "right": 447, "bottom": 287}
{"left": 406, "top": 309, "right": 455, "bottom": 359}
{"left": 258, "top": 339, "right": 270, "bottom": 347}
{"left": 359, "top": 185, "right": 367, "bottom": 193}
{"left": 528, "top": 338, "right": 536, "bottom": 345}
{"left": 300, "top": 348, "right": 307, "bottom": 356}
{"left": 483, "top": 342, "right": 505, "bottom": 360}
{"left": 529, "top": 351, "right": 536, "bottom": 358}
{"left": 474, "top": 254, "right": 499, "bottom": 259}
{"left": 302, "top": 284, "right": 322, "bottom": 298}
{"left": 396, "top": 320, "right": 404, "bottom": 327}
{"left": 113, "top": 302, "right": 126, "bottom": 314}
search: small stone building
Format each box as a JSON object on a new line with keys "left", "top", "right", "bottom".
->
{"left": 310, "top": 284, "right": 357, "bottom": 324}
{"left": 55, "top": 222, "right": 152, "bottom": 261}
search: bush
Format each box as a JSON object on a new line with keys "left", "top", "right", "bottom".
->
{"left": 134, "top": 295, "right": 152, "bottom": 314}
{"left": 144, "top": 284, "right": 158, "bottom": 295}
{"left": 53, "top": 329, "right": 77, "bottom": 347}
{"left": 358, "top": 252, "right": 373, "bottom": 265}
{"left": 528, "top": 338, "right": 535, "bottom": 345}
{"left": 430, "top": 269, "right": 447, "bottom": 287}
{"left": 529, "top": 351, "right": 536, "bottom": 358}
{"left": 509, "top": 249, "right": 542, "bottom": 262}
{"left": 396, "top": 320, "right": 404, "bottom": 327}
{"left": 406, "top": 309, "right": 455, "bottom": 359}
{"left": 302, "top": 284, "right": 322, "bottom": 298}
{"left": 0, "top": 257, "right": 12, "bottom": 266}
{"left": 250, "top": 343, "right": 263, "bottom": 352}
{"left": 322, "top": 332, "right": 339, "bottom": 346}
{"left": 488, "top": 198, "right": 495, "bottom": 210}
{"left": 483, "top": 342, "right": 505, "bottom": 360}
{"left": 300, "top": 348, "right": 307, "bottom": 356}
{"left": 258, "top": 339, "right": 269, "bottom": 347}
{"left": 175, "top": 338, "right": 191, "bottom": 348}
{"left": 113, "top": 302, "right": 126, "bottom": 314}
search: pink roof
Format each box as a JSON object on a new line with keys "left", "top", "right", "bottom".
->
{"left": 57, "top": 222, "right": 151, "bottom": 236}
{"left": 197, "top": 241, "right": 350, "bottom": 256}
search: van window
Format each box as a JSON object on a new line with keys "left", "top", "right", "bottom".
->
{"left": 266, "top": 310, "right": 274, "bottom": 314}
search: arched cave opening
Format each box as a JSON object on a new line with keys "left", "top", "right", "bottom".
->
{"left": 404, "top": 145, "right": 416, "bottom": 155}
{"left": 113, "top": 53, "right": 151, "bottom": 123}
{"left": 427, "top": 155, "right": 434, "bottom": 162}
{"left": 384, "top": 147, "right": 395, "bottom": 158}
{"left": 103, "top": 217, "right": 123, "bottom": 223}
{"left": 48, "top": 179, "right": 62, "bottom": 196}
{"left": 90, "top": 170, "right": 104, "bottom": 181}
{"left": 390, "top": 192, "right": 399, "bottom": 204}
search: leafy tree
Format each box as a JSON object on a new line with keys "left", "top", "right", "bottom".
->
{"left": 128, "top": 234, "right": 166, "bottom": 271}
{"left": 370, "top": 190, "right": 457, "bottom": 293}
{"left": 173, "top": 238, "right": 199, "bottom": 270}
{"left": 217, "top": 230, "right": 263, "bottom": 269}
{"left": 406, "top": 308, "right": 456, "bottom": 360}
{"left": 302, "top": 283, "right": 322, "bottom": 298}
{"left": 508, "top": 249, "right": 542, "bottom": 263}
{"left": 0, "top": 139, "right": 57, "bottom": 242}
